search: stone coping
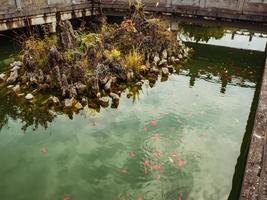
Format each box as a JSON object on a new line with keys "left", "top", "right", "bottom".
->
{"left": 240, "top": 55, "right": 267, "bottom": 200}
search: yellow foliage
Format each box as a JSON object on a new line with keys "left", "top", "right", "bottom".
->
{"left": 80, "top": 33, "right": 100, "bottom": 46}
{"left": 23, "top": 36, "right": 57, "bottom": 68}
{"left": 104, "top": 49, "right": 121, "bottom": 60}
{"left": 125, "top": 49, "right": 143, "bottom": 72}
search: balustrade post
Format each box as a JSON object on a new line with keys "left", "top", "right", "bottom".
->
{"left": 15, "top": 0, "right": 22, "bottom": 9}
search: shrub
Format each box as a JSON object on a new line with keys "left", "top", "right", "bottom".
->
{"left": 104, "top": 49, "right": 121, "bottom": 60}
{"left": 22, "top": 36, "right": 57, "bottom": 68}
{"left": 80, "top": 33, "right": 100, "bottom": 50}
{"left": 125, "top": 49, "right": 143, "bottom": 72}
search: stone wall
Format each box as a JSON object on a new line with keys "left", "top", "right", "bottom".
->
{"left": 1, "top": 0, "right": 266, "bottom": 13}
{"left": 0, "top": 0, "right": 266, "bottom": 30}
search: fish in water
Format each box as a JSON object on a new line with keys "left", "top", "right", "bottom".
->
{"left": 138, "top": 193, "right": 143, "bottom": 200}
{"left": 153, "top": 164, "right": 163, "bottom": 171}
{"left": 144, "top": 159, "right": 150, "bottom": 167}
{"left": 144, "top": 159, "right": 150, "bottom": 174}
{"left": 41, "top": 147, "right": 48, "bottom": 154}
{"left": 144, "top": 126, "right": 149, "bottom": 133}
{"left": 170, "top": 151, "right": 177, "bottom": 158}
{"left": 62, "top": 196, "right": 71, "bottom": 200}
{"left": 153, "top": 151, "right": 161, "bottom": 158}
{"left": 168, "top": 157, "right": 174, "bottom": 164}
{"left": 149, "top": 120, "right": 157, "bottom": 127}
{"left": 176, "top": 160, "right": 187, "bottom": 168}
{"left": 129, "top": 152, "right": 137, "bottom": 158}
{"left": 151, "top": 134, "right": 161, "bottom": 142}
{"left": 144, "top": 167, "right": 149, "bottom": 175}
{"left": 178, "top": 193, "right": 182, "bottom": 200}
{"left": 120, "top": 169, "right": 128, "bottom": 175}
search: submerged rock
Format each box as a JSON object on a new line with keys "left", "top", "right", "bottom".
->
{"left": 64, "top": 98, "right": 75, "bottom": 108}
{"left": 153, "top": 53, "right": 160, "bottom": 64}
{"left": 74, "top": 102, "right": 83, "bottom": 110}
{"left": 99, "top": 97, "right": 109, "bottom": 107}
{"left": 110, "top": 92, "right": 120, "bottom": 102}
{"left": 167, "top": 65, "right": 174, "bottom": 73}
{"left": 12, "top": 84, "right": 20, "bottom": 93}
{"left": 0, "top": 73, "right": 6, "bottom": 83}
{"left": 81, "top": 97, "right": 88, "bottom": 106}
{"left": 135, "top": 81, "right": 143, "bottom": 87}
{"left": 47, "top": 96, "right": 60, "bottom": 106}
{"left": 162, "top": 67, "right": 169, "bottom": 76}
{"left": 6, "top": 70, "right": 18, "bottom": 84}
{"left": 25, "top": 93, "right": 34, "bottom": 100}
{"left": 10, "top": 61, "right": 23, "bottom": 68}
{"left": 158, "top": 59, "right": 167, "bottom": 67}
{"left": 162, "top": 50, "right": 168, "bottom": 59}
{"left": 10, "top": 66, "right": 20, "bottom": 72}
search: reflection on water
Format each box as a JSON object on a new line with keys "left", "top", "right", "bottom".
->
{"left": 0, "top": 36, "right": 20, "bottom": 73}
{"left": 178, "top": 22, "right": 267, "bottom": 52}
{"left": 0, "top": 25, "right": 265, "bottom": 200}
{"left": 179, "top": 23, "right": 225, "bottom": 42}
{"left": 180, "top": 43, "right": 264, "bottom": 93}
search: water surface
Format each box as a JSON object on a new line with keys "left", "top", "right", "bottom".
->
{"left": 0, "top": 25, "right": 265, "bottom": 200}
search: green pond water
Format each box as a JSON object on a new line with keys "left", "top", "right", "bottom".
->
{"left": 0, "top": 26, "right": 266, "bottom": 200}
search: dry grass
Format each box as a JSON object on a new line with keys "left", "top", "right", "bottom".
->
{"left": 22, "top": 36, "right": 57, "bottom": 68}
{"left": 124, "top": 49, "right": 144, "bottom": 72}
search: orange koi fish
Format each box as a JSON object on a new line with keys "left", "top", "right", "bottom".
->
{"left": 62, "top": 196, "right": 71, "bottom": 200}
{"left": 120, "top": 169, "right": 128, "bottom": 175}
{"left": 129, "top": 152, "right": 137, "bottom": 158}
{"left": 138, "top": 193, "right": 143, "bottom": 200}
{"left": 144, "top": 167, "right": 149, "bottom": 175}
{"left": 176, "top": 160, "right": 187, "bottom": 168}
{"left": 144, "top": 126, "right": 149, "bottom": 133}
{"left": 41, "top": 147, "right": 48, "bottom": 154}
{"left": 171, "top": 151, "right": 177, "bottom": 158}
{"left": 149, "top": 120, "right": 157, "bottom": 127}
{"left": 153, "top": 164, "right": 163, "bottom": 171}
{"left": 144, "top": 159, "right": 150, "bottom": 167}
{"left": 153, "top": 151, "right": 161, "bottom": 158}
{"left": 178, "top": 193, "right": 182, "bottom": 200}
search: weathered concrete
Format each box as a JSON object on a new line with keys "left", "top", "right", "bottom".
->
{"left": 240, "top": 48, "right": 267, "bottom": 200}
{"left": 0, "top": 1, "right": 100, "bottom": 31}
{"left": 102, "top": 0, "right": 267, "bottom": 22}
{"left": 0, "top": 0, "right": 267, "bottom": 31}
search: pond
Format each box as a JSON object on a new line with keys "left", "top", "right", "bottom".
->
{"left": 0, "top": 22, "right": 266, "bottom": 200}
